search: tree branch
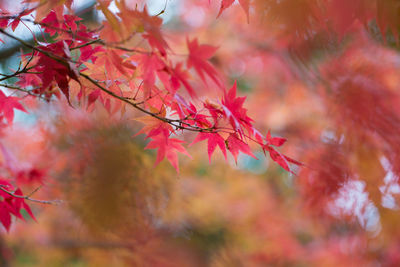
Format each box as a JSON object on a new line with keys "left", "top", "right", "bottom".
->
{"left": 80, "top": 72, "right": 214, "bottom": 133}
{"left": 0, "top": 23, "right": 216, "bottom": 134}
{"left": 0, "top": 185, "right": 62, "bottom": 205}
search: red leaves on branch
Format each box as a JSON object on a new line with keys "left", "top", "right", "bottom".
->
{"left": 4, "top": 1, "right": 400, "bottom": 264}
{"left": 0, "top": 2, "right": 303, "bottom": 231}
{"left": 34, "top": 41, "right": 80, "bottom": 102}
{"left": 262, "top": 131, "right": 302, "bottom": 173}
{"left": 41, "top": 10, "right": 88, "bottom": 40}
{"left": 0, "top": 91, "right": 26, "bottom": 124}
{"left": 0, "top": 179, "right": 35, "bottom": 231}
{"left": 0, "top": 3, "right": 302, "bottom": 176}
{"left": 135, "top": 108, "right": 174, "bottom": 139}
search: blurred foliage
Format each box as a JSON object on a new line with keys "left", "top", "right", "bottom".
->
{"left": 3, "top": 0, "right": 400, "bottom": 266}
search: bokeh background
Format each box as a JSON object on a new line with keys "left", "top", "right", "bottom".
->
{"left": 2, "top": 0, "right": 400, "bottom": 266}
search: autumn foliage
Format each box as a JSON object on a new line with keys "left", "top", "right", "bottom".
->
{"left": 0, "top": 0, "right": 399, "bottom": 266}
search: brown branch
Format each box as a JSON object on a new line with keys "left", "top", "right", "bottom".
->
{"left": 70, "top": 39, "right": 102, "bottom": 50}
{"left": 0, "top": 26, "right": 215, "bottom": 134}
{"left": 0, "top": 185, "right": 62, "bottom": 205}
{"left": 0, "top": 66, "right": 36, "bottom": 82}
{"left": 0, "top": 83, "right": 42, "bottom": 98}
{"left": 0, "top": 80, "right": 50, "bottom": 101}
{"left": 80, "top": 72, "right": 214, "bottom": 133}
{"left": 0, "top": 28, "right": 78, "bottom": 66}
{"left": 8, "top": 16, "right": 147, "bottom": 52}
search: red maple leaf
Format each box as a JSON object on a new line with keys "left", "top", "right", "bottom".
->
{"left": 0, "top": 179, "right": 35, "bottom": 231}
{"left": 135, "top": 107, "right": 174, "bottom": 139}
{"left": 14, "top": 189, "right": 36, "bottom": 222}
{"left": 226, "top": 133, "right": 257, "bottom": 164}
{"left": 35, "top": 41, "right": 80, "bottom": 102}
{"left": 187, "top": 38, "right": 222, "bottom": 88}
{"left": 115, "top": 3, "right": 169, "bottom": 55}
{"left": 217, "top": 0, "right": 250, "bottom": 22}
{"left": 87, "top": 89, "right": 101, "bottom": 108}
{"left": 40, "top": 10, "right": 60, "bottom": 36}
{"left": 0, "top": 90, "right": 27, "bottom": 124}
{"left": 145, "top": 135, "right": 191, "bottom": 172}
{"left": 0, "top": 202, "right": 11, "bottom": 231}
{"left": 191, "top": 132, "right": 227, "bottom": 163}
{"left": 0, "top": 13, "right": 9, "bottom": 28}
{"left": 158, "top": 63, "right": 196, "bottom": 97}
{"left": 8, "top": 8, "right": 34, "bottom": 32}
{"left": 263, "top": 145, "right": 302, "bottom": 173}
{"left": 266, "top": 130, "right": 287, "bottom": 147}
{"left": 130, "top": 53, "right": 165, "bottom": 89}
{"left": 135, "top": 6, "right": 169, "bottom": 55}
{"left": 221, "top": 81, "right": 253, "bottom": 132}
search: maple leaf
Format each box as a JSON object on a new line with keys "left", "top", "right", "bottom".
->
{"left": 226, "top": 133, "right": 257, "bottom": 164}
{"left": 87, "top": 89, "right": 101, "bottom": 108}
{"left": 145, "top": 135, "right": 191, "bottom": 172}
{"left": 63, "top": 14, "right": 81, "bottom": 33}
{"left": 263, "top": 145, "right": 302, "bottom": 173}
{"left": 40, "top": 10, "right": 60, "bottom": 36}
{"left": 0, "top": 90, "right": 27, "bottom": 124}
{"left": 264, "top": 145, "right": 291, "bottom": 172}
{"left": 204, "top": 101, "right": 224, "bottom": 122}
{"left": 0, "top": 179, "right": 33, "bottom": 231}
{"left": 172, "top": 63, "right": 196, "bottom": 97}
{"left": 108, "top": 49, "right": 135, "bottom": 77}
{"left": 113, "top": 3, "right": 169, "bottom": 54}
{"left": 187, "top": 38, "right": 222, "bottom": 88}
{"left": 79, "top": 45, "right": 103, "bottom": 62}
{"left": 35, "top": 41, "right": 80, "bottom": 103}
{"left": 134, "top": 106, "right": 174, "bottom": 139}
{"left": 377, "top": 0, "right": 400, "bottom": 41}
{"left": 97, "top": 0, "right": 122, "bottom": 35}
{"left": 16, "top": 168, "right": 45, "bottom": 185}
{"left": 217, "top": 0, "right": 250, "bottom": 22}
{"left": 186, "top": 103, "right": 212, "bottom": 128}
{"left": 158, "top": 63, "right": 196, "bottom": 97}
{"left": 221, "top": 81, "right": 253, "bottom": 132}
{"left": 14, "top": 189, "right": 36, "bottom": 222}
{"left": 217, "top": 0, "right": 235, "bottom": 18}
{"left": 0, "top": 202, "right": 11, "bottom": 231}
{"left": 134, "top": 6, "right": 169, "bottom": 55}
{"left": 266, "top": 130, "right": 287, "bottom": 147}
{"left": 191, "top": 132, "right": 227, "bottom": 163}
{"left": 324, "top": 0, "right": 364, "bottom": 40}
{"left": 130, "top": 53, "right": 165, "bottom": 89}
{"left": 0, "top": 15, "right": 9, "bottom": 28}
{"left": 8, "top": 8, "right": 34, "bottom": 32}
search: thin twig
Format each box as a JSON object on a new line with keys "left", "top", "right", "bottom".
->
{"left": 0, "top": 185, "right": 62, "bottom": 205}
{"left": 0, "top": 83, "right": 48, "bottom": 100}
{"left": 80, "top": 72, "right": 214, "bottom": 133}
{"left": 27, "top": 186, "right": 42, "bottom": 197}
{"left": 0, "top": 23, "right": 215, "bottom": 134}
{"left": 0, "top": 28, "right": 77, "bottom": 65}
{"left": 0, "top": 66, "right": 36, "bottom": 82}
{"left": 70, "top": 39, "right": 102, "bottom": 50}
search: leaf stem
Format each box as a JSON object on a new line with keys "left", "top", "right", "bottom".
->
{"left": 0, "top": 185, "right": 62, "bottom": 205}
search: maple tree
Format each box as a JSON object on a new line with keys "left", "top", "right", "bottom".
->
{"left": 0, "top": 0, "right": 400, "bottom": 265}
{"left": 0, "top": 0, "right": 301, "bottom": 230}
